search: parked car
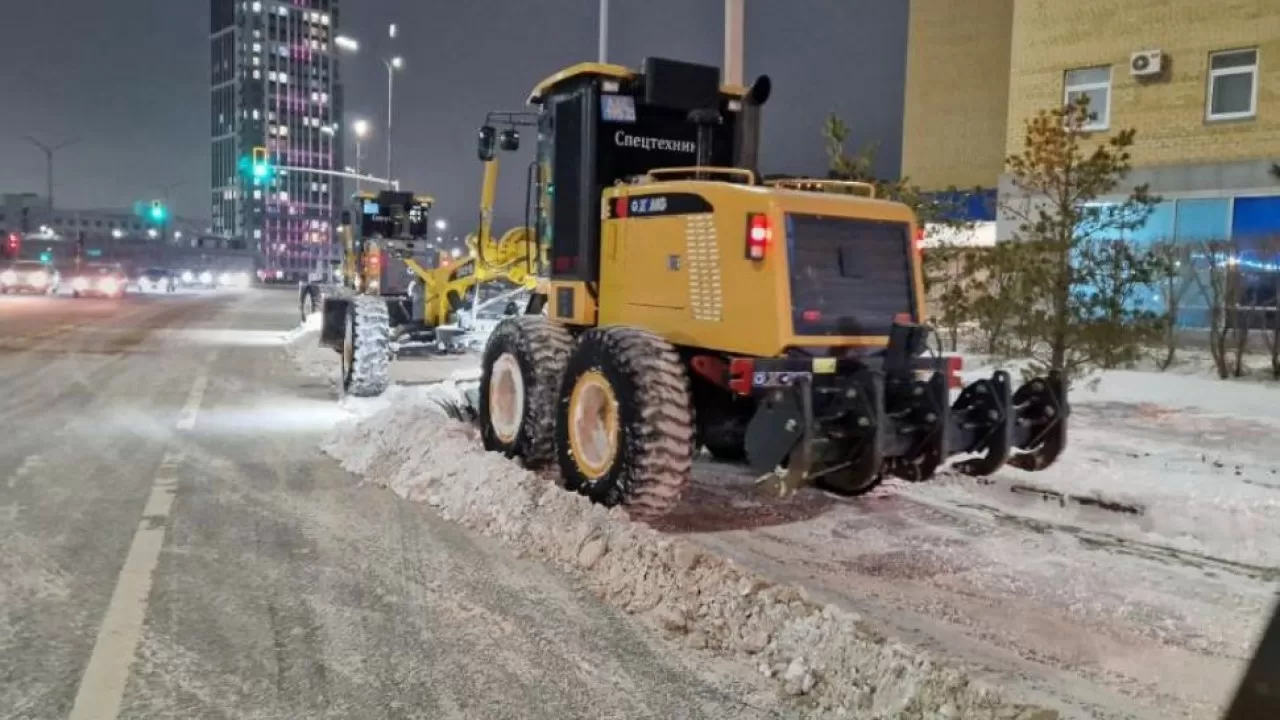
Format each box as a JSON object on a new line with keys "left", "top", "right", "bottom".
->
{"left": 137, "top": 267, "right": 176, "bottom": 293}
{"left": 70, "top": 263, "right": 129, "bottom": 299}
{"left": 0, "top": 260, "right": 60, "bottom": 295}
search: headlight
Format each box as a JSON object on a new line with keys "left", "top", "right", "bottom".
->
{"left": 181, "top": 270, "right": 194, "bottom": 283}
{"left": 99, "top": 277, "right": 120, "bottom": 294}
{"left": 0, "top": 270, "right": 16, "bottom": 284}
{"left": 29, "top": 271, "right": 48, "bottom": 286}
{"left": 199, "top": 271, "right": 213, "bottom": 285}
{"left": 72, "top": 277, "right": 89, "bottom": 291}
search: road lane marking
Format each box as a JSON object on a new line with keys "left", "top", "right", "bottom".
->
{"left": 67, "top": 452, "right": 181, "bottom": 720}
{"left": 175, "top": 374, "right": 207, "bottom": 430}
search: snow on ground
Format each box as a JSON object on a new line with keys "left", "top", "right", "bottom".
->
{"left": 291, "top": 335, "right": 1278, "bottom": 719}
{"left": 320, "top": 386, "right": 1058, "bottom": 720}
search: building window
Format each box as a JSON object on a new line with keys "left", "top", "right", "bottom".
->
{"left": 1208, "top": 48, "right": 1259, "bottom": 121}
{"left": 1063, "top": 66, "right": 1111, "bottom": 131}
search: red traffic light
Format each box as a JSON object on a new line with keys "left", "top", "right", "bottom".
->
{"left": 6, "top": 233, "right": 19, "bottom": 254}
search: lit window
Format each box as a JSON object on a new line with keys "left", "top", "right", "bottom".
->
{"left": 310, "top": 91, "right": 320, "bottom": 102}
{"left": 252, "top": 42, "right": 261, "bottom": 53}
{"left": 1063, "top": 66, "right": 1111, "bottom": 131}
{"left": 280, "top": 192, "right": 289, "bottom": 201}
{"left": 1207, "top": 49, "right": 1259, "bottom": 121}
{"left": 251, "top": 1, "right": 261, "bottom": 11}
{"left": 252, "top": 56, "right": 261, "bottom": 66}
{"left": 279, "top": 126, "right": 289, "bottom": 136}
{"left": 277, "top": 6, "right": 288, "bottom": 16}
{"left": 252, "top": 109, "right": 260, "bottom": 120}
{"left": 320, "top": 93, "right": 329, "bottom": 104}
{"left": 253, "top": 190, "right": 263, "bottom": 200}
{"left": 321, "top": 14, "right": 330, "bottom": 25}
{"left": 268, "top": 71, "right": 277, "bottom": 82}
{"left": 252, "top": 69, "right": 261, "bottom": 79}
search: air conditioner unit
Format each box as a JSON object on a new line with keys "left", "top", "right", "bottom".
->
{"left": 1130, "top": 50, "right": 1163, "bottom": 77}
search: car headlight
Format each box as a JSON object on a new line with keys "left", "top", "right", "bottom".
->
{"left": 181, "top": 270, "right": 194, "bottom": 283}
{"left": 29, "top": 271, "right": 48, "bottom": 286}
{"left": 0, "top": 270, "right": 16, "bottom": 284}
{"left": 99, "top": 277, "right": 119, "bottom": 294}
{"left": 199, "top": 271, "right": 213, "bottom": 285}
{"left": 72, "top": 277, "right": 89, "bottom": 291}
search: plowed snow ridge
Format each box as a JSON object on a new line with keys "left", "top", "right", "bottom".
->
{"left": 321, "top": 383, "right": 1058, "bottom": 719}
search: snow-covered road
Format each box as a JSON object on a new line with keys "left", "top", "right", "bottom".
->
{"left": 291, "top": 321, "right": 1276, "bottom": 719}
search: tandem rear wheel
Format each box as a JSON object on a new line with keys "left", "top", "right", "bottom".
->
{"left": 478, "top": 322, "right": 695, "bottom": 522}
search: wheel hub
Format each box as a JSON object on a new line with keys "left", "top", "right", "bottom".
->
{"left": 489, "top": 352, "right": 524, "bottom": 444}
{"left": 568, "top": 370, "right": 619, "bottom": 479}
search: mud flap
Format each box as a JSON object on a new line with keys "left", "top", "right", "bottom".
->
{"left": 952, "top": 370, "right": 1015, "bottom": 476}
{"left": 319, "top": 296, "right": 350, "bottom": 351}
{"left": 1008, "top": 371, "right": 1069, "bottom": 471}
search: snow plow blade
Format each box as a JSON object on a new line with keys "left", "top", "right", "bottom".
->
{"left": 744, "top": 324, "right": 1069, "bottom": 496}
{"left": 318, "top": 296, "right": 350, "bottom": 351}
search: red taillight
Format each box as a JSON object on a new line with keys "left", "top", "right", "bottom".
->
{"left": 727, "top": 357, "right": 755, "bottom": 396}
{"left": 945, "top": 355, "right": 963, "bottom": 389}
{"left": 802, "top": 309, "right": 821, "bottom": 322}
{"left": 746, "top": 213, "right": 771, "bottom": 261}
{"left": 913, "top": 227, "right": 925, "bottom": 256}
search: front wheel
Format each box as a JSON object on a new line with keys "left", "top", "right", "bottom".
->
{"left": 340, "top": 296, "right": 391, "bottom": 397}
{"left": 557, "top": 327, "right": 694, "bottom": 522}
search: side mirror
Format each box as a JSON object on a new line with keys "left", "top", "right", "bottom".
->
{"left": 747, "top": 74, "right": 772, "bottom": 107}
{"left": 499, "top": 128, "right": 520, "bottom": 152}
{"left": 477, "top": 125, "right": 497, "bottom": 161}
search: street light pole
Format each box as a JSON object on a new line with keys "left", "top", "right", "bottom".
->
{"left": 598, "top": 0, "right": 610, "bottom": 62}
{"left": 724, "top": 0, "right": 745, "bottom": 87}
{"left": 25, "top": 136, "right": 79, "bottom": 212}
{"left": 384, "top": 56, "right": 402, "bottom": 182}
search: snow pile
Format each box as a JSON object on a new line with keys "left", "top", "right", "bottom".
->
{"left": 282, "top": 318, "right": 340, "bottom": 387}
{"left": 323, "top": 389, "right": 1059, "bottom": 719}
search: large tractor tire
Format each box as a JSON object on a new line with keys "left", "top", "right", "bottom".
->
{"left": 479, "top": 316, "right": 573, "bottom": 468}
{"left": 557, "top": 327, "right": 694, "bottom": 522}
{"left": 341, "top": 296, "right": 391, "bottom": 397}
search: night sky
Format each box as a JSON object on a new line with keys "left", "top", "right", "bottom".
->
{"left": 0, "top": 0, "right": 908, "bottom": 231}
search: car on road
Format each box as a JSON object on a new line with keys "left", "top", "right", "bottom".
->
{"left": 137, "top": 267, "right": 176, "bottom": 293}
{"left": 0, "top": 260, "right": 61, "bottom": 295}
{"left": 70, "top": 263, "right": 129, "bottom": 299}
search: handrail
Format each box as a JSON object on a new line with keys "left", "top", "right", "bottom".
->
{"left": 765, "top": 178, "right": 877, "bottom": 198}
{"left": 641, "top": 167, "right": 757, "bottom": 185}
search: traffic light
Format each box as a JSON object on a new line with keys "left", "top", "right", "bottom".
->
{"left": 39, "top": 248, "right": 52, "bottom": 264}
{"left": 149, "top": 200, "right": 167, "bottom": 223}
{"left": 5, "top": 233, "right": 19, "bottom": 258}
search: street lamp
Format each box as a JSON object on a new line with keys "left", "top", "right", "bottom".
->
{"left": 434, "top": 218, "right": 447, "bottom": 232}
{"left": 111, "top": 228, "right": 124, "bottom": 239}
{"left": 385, "top": 55, "right": 404, "bottom": 181}
{"left": 147, "top": 228, "right": 158, "bottom": 239}
{"left": 352, "top": 118, "right": 370, "bottom": 192}
{"left": 25, "top": 136, "right": 79, "bottom": 211}
{"left": 334, "top": 35, "right": 359, "bottom": 52}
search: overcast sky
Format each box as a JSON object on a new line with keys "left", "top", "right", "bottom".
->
{"left": 0, "top": 0, "right": 908, "bottom": 230}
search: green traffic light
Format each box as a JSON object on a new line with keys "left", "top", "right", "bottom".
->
{"left": 149, "top": 205, "right": 167, "bottom": 222}
{"left": 253, "top": 163, "right": 268, "bottom": 179}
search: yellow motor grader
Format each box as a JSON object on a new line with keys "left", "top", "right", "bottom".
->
{"left": 466, "top": 57, "right": 1068, "bottom": 521}
{"left": 312, "top": 189, "right": 540, "bottom": 396}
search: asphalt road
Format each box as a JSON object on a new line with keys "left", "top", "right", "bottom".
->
{"left": 0, "top": 289, "right": 776, "bottom": 720}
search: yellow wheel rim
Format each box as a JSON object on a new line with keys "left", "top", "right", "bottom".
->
{"left": 568, "top": 370, "right": 620, "bottom": 480}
